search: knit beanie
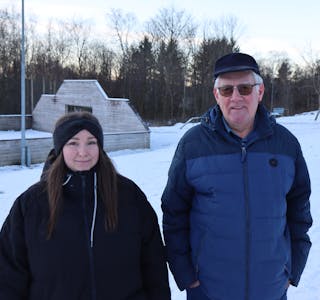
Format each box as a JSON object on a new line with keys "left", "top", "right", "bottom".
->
{"left": 53, "top": 113, "right": 104, "bottom": 155}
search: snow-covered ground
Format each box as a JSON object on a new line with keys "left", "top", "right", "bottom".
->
{"left": 0, "top": 111, "right": 319, "bottom": 299}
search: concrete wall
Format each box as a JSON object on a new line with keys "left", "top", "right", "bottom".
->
{"left": 32, "top": 80, "right": 148, "bottom": 134}
{"left": 0, "top": 131, "right": 150, "bottom": 166}
{"left": 0, "top": 115, "right": 32, "bottom": 130}
{"left": 0, "top": 80, "right": 150, "bottom": 166}
{"left": 0, "top": 138, "right": 53, "bottom": 166}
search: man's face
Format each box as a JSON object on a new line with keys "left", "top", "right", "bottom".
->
{"left": 213, "top": 71, "right": 264, "bottom": 138}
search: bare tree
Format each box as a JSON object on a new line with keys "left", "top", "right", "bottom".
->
{"left": 107, "top": 8, "right": 137, "bottom": 58}
{"left": 277, "top": 59, "right": 292, "bottom": 114}
{"left": 24, "top": 16, "right": 38, "bottom": 110}
{"left": 64, "top": 18, "right": 92, "bottom": 76}
{"left": 146, "top": 6, "right": 197, "bottom": 63}
{"left": 106, "top": 8, "right": 137, "bottom": 96}
{"left": 51, "top": 20, "right": 73, "bottom": 68}
{"left": 259, "top": 51, "right": 290, "bottom": 110}
{"left": 85, "top": 40, "right": 115, "bottom": 80}
{"left": 202, "top": 15, "right": 243, "bottom": 43}
{"left": 0, "top": 7, "right": 21, "bottom": 113}
{"left": 302, "top": 46, "right": 320, "bottom": 120}
{"left": 29, "top": 19, "right": 71, "bottom": 95}
{"left": 146, "top": 7, "right": 197, "bottom": 120}
{"left": 146, "top": 6, "right": 197, "bottom": 46}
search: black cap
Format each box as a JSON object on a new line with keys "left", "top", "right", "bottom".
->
{"left": 214, "top": 52, "right": 260, "bottom": 78}
{"left": 53, "top": 114, "right": 104, "bottom": 155}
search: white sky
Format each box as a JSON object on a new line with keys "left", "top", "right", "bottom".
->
{"left": 1, "top": 0, "right": 320, "bottom": 64}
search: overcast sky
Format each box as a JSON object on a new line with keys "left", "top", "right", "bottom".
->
{"left": 1, "top": 0, "right": 320, "bottom": 64}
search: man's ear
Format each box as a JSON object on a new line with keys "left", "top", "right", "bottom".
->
{"left": 258, "top": 83, "right": 265, "bottom": 102}
{"left": 213, "top": 88, "right": 219, "bottom": 103}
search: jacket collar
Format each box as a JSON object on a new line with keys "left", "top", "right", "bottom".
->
{"left": 201, "top": 104, "right": 275, "bottom": 142}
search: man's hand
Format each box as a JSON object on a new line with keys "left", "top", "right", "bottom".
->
{"left": 189, "top": 280, "right": 200, "bottom": 288}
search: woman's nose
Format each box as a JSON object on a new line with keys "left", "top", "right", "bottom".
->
{"left": 77, "top": 144, "right": 88, "bottom": 156}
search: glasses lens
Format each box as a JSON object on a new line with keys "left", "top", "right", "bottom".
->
{"left": 218, "top": 84, "right": 256, "bottom": 96}
{"left": 237, "top": 84, "right": 253, "bottom": 95}
{"left": 218, "top": 86, "right": 233, "bottom": 96}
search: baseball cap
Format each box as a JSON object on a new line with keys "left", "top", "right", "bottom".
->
{"left": 214, "top": 52, "right": 260, "bottom": 78}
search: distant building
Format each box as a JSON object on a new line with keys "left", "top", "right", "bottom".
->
{"left": 0, "top": 80, "right": 150, "bottom": 166}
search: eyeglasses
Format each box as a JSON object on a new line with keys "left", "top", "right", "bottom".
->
{"left": 217, "top": 83, "right": 260, "bottom": 97}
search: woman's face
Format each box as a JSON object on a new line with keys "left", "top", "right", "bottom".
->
{"left": 62, "top": 129, "right": 99, "bottom": 171}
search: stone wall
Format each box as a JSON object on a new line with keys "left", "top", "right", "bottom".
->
{"left": 0, "top": 131, "right": 150, "bottom": 166}
{"left": 0, "top": 115, "right": 32, "bottom": 130}
{"left": 0, "top": 137, "right": 53, "bottom": 166}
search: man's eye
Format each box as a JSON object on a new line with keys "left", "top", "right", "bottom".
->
{"left": 221, "top": 87, "right": 232, "bottom": 93}
{"left": 238, "top": 85, "right": 251, "bottom": 93}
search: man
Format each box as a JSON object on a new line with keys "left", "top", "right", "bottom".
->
{"left": 161, "top": 52, "right": 312, "bottom": 300}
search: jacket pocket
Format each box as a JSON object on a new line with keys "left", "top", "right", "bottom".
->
{"left": 192, "top": 229, "right": 208, "bottom": 273}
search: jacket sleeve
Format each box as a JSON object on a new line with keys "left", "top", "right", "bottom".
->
{"left": 0, "top": 196, "right": 31, "bottom": 299}
{"left": 286, "top": 143, "right": 312, "bottom": 286}
{"left": 161, "top": 141, "right": 197, "bottom": 291}
{"left": 137, "top": 188, "right": 171, "bottom": 300}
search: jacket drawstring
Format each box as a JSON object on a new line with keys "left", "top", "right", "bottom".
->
{"left": 90, "top": 172, "right": 98, "bottom": 248}
{"left": 62, "top": 172, "right": 97, "bottom": 248}
{"left": 62, "top": 174, "right": 72, "bottom": 186}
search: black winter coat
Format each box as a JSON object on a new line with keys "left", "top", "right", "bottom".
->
{"left": 0, "top": 171, "right": 171, "bottom": 300}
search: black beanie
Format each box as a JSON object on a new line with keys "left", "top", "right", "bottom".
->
{"left": 53, "top": 114, "right": 104, "bottom": 155}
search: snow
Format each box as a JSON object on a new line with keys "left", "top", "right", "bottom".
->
{"left": 0, "top": 112, "right": 319, "bottom": 299}
{"left": 0, "top": 129, "right": 51, "bottom": 140}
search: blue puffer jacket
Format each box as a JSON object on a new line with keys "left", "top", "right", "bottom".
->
{"left": 161, "top": 104, "right": 312, "bottom": 300}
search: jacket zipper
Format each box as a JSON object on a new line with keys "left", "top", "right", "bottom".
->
{"left": 81, "top": 176, "right": 97, "bottom": 300}
{"left": 241, "top": 142, "right": 250, "bottom": 300}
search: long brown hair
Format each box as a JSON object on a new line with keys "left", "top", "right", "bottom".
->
{"left": 46, "top": 112, "right": 118, "bottom": 238}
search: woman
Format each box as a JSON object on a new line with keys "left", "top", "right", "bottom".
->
{"left": 0, "top": 111, "right": 171, "bottom": 300}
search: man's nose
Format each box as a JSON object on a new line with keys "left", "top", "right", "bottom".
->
{"left": 230, "top": 86, "right": 242, "bottom": 98}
